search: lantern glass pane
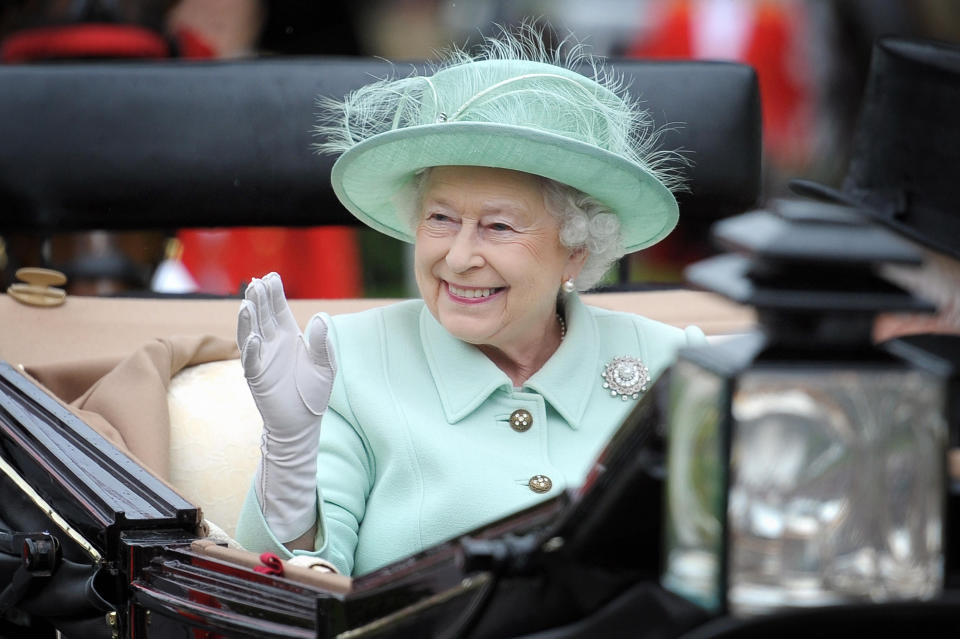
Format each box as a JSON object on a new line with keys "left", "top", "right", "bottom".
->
{"left": 662, "top": 359, "right": 729, "bottom": 613}
{"left": 728, "top": 367, "right": 946, "bottom": 616}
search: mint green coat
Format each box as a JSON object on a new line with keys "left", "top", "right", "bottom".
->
{"left": 235, "top": 294, "right": 706, "bottom": 575}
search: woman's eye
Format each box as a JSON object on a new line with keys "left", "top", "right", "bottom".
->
{"left": 426, "top": 213, "right": 452, "bottom": 223}
{"left": 488, "top": 222, "right": 513, "bottom": 232}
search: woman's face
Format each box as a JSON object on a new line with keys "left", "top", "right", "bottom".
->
{"left": 414, "top": 166, "right": 585, "bottom": 354}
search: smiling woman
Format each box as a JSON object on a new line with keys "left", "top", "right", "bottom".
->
{"left": 414, "top": 166, "right": 583, "bottom": 385}
{"left": 234, "top": 25, "right": 708, "bottom": 576}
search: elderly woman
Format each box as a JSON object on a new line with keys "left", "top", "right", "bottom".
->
{"left": 235, "top": 31, "right": 706, "bottom": 576}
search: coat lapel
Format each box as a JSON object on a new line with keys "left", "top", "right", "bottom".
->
{"left": 522, "top": 293, "right": 598, "bottom": 429}
{"left": 419, "top": 294, "right": 599, "bottom": 427}
{"left": 420, "top": 306, "right": 512, "bottom": 423}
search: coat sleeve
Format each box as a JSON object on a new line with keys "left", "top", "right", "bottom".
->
{"left": 236, "top": 408, "right": 373, "bottom": 575}
{"left": 311, "top": 406, "right": 375, "bottom": 574}
{"left": 233, "top": 309, "right": 377, "bottom": 575}
{"left": 233, "top": 406, "right": 374, "bottom": 575}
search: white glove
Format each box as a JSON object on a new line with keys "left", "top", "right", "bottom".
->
{"left": 237, "top": 272, "right": 336, "bottom": 542}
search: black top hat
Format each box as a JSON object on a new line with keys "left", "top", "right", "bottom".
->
{"left": 792, "top": 36, "right": 960, "bottom": 260}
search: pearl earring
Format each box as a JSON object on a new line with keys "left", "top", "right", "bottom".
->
{"left": 561, "top": 278, "right": 576, "bottom": 294}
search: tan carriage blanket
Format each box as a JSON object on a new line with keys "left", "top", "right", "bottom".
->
{"left": 29, "top": 334, "right": 239, "bottom": 481}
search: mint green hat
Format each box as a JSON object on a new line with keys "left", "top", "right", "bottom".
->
{"left": 316, "top": 33, "right": 684, "bottom": 254}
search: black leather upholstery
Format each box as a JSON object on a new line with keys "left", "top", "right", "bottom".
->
{"left": 0, "top": 58, "right": 760, "bottom": 231}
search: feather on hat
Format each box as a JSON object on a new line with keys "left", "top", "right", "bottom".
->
{"left": 315, "top": 25, "right": 686, "bottom": 253}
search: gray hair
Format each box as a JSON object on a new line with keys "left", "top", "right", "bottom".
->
{"left": 539, "top": 178, "right": 625, "bottom": 291}
{"left": 404, "top": 168, "right": 624, "bottom": 291}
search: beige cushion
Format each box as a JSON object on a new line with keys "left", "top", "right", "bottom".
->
{"left": 168, "top": 359, "right": 260, "bottom": 538}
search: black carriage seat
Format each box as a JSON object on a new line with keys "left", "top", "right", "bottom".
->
{"left": 0, "top": 57, "right": 760, "bottom": 232}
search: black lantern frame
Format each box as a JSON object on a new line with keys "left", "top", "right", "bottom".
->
{"left": 662, "top": 200, "right": 952, "bottom": 618}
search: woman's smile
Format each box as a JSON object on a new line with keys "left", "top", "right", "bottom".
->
{"left": 444, "top": 281, "right": 507, "bottom": 303}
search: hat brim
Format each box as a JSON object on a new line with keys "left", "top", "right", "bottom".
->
{"left": 330, "top": 122, "right": 678, "bottom": 253}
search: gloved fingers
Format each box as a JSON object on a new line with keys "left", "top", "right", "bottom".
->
{"left": 299, "top": 314, "right": 337, "bottom": 416}
{"left": 264, "top": 272, "right": 287, "bottom": 315}
{"left": 246, "top": 277, "right": 276, "bottom": 342}
{"left": 243, "top": 275, "right": 260, "bottom": 304}
{"left": 238, "top": 299, "right": 264, "bottom": 377}
{"left": 237, "top": 297, "right": 261, "bottom": 346}
{"left": 304, "top": 314, "right": 337, "bottom": 374}
{"left": 240, "top": 333, "right": 263, "bottom": 378}
{"left": 264, "top": 271, "right": 298, "bottom": 333}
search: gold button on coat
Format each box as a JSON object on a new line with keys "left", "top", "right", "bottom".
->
{"left": 509, "top": 409, "right": 533, "bottom": 432}
{"left": 528, "top": 475, "right": 552, "bottom": 493}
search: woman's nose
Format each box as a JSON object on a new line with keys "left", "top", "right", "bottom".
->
{"left": 445, "top": 226, "right": 484, "bottom": 273}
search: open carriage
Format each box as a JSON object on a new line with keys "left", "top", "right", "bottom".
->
{"left": 3, "top": 54, "right": 954, "bottom": 638}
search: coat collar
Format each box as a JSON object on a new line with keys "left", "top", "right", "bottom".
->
{"left": 420, "top": 293, "right": 598, "bottom": 427}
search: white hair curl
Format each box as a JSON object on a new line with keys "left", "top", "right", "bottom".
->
{"left": 540, "top": 178, "right": 624, "bottom": 291}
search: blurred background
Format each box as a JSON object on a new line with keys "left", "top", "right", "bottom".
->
{"left": 2, "top": 0, "right": 959, "bottom": 299}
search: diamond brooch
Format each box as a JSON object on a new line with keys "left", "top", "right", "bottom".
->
{"left": 601, "top": 356, "right": 650, "bottom": 400}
